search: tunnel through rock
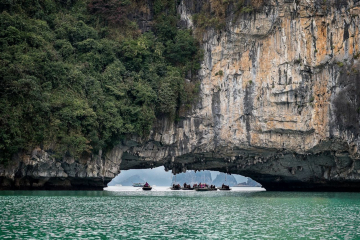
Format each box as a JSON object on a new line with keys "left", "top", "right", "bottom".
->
{"left": 118, "top": 142, "right": 360, "bottom": 192}
{"left": 107, "top": 166, "right": 252, "bottom": 187}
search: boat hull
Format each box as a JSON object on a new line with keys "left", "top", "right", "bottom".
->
{"left": 195, "top": 188, "right": 217, "bottom": 191}
{"left": 195, "top": 188, "right": 208, "bottom": 191}
{"left": 142, "top": 187, "right": 152, "bottom": 190}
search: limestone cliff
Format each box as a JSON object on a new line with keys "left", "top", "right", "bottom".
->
{"left": 1, "top": 0, "right": 360, "bottom": 191}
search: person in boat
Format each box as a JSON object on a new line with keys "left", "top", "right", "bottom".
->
{"left": 144, "top": 182, "right": 149, "bottom": 187}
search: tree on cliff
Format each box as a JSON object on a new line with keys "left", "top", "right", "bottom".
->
{"left": 0, "top": 0, "right": 201, "bottom": 162}
{"left": 88, "top": 0, "right": 129, "bottom": 25}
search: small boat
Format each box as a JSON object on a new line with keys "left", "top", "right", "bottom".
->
{"left": 194, "top": 184, "right": 217, "bottom": 191}
{"left": 218, "top": 184, "right": 231, "bottom": 191}
{"left": 142, "top": 182, "right": 152, "bottom": 191}
{"left": 133, "top": 183, "right": 144, "bottom": 187}
{"left": 171, "top": 184, "right": 181, "bottom": 190}
{"left": 182, "top": 183, "right": 194, "bottom": 190}
{"left": 218, "top": 174, "right": 232, "bottom": 190}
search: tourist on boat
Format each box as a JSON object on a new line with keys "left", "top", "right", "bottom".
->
{"left": 144, "top": 182, "right": 149, "bottom": 187}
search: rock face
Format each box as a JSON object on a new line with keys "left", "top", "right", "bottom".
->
{"left": 237, "top": 178, "right": 262, "bottom": 187}
{"left": 120, "top": 0, "right": 360, "bottom": 191}
{"left": 117, "top": 175, "right": 145, "bottom": 186}
{"left": 0, "top": 148, "right": 122, "bottom": 190}
{"left": 212, "top": 173, "right": 238, "bottom": 187}
{"left": 172, "top": 170, "right": 213, "bottom": 185}
{"left": 1, "top": 0, "right": 360, "bottom": 191}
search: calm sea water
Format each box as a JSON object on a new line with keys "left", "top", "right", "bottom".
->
{"left": 0, "top": 186, "right": 360, "bottom": 239}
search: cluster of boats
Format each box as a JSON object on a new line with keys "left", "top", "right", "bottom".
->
{"left": 133, "top": 182, "right": 231, "bottom": 191}
{"left": 178, "top": 183, "right": 231, "bottom": 191}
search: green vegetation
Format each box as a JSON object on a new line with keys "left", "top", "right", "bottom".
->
{"left": 294, "top": 58, "right": 302, "bottom": 65}
{"left": 241, "top": 6, "right": 254, "bottom": 13}
{"left": 0, "top": 0, "right": 201, "bottom": 162}
{"left": 354, "top": 52, "right": 360, "bottom": 60}
{"left": 215, "top": 70, "right": 224, "bottom": 77}
{"left": 337, "top": 62, "right": 344, "bottom": 67}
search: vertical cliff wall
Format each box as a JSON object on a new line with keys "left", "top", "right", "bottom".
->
{"left": 118, "top": 0, "right": 360, "bottom": 191}
{"left": 1, "top": 0, "right": 360, "bottom": 190}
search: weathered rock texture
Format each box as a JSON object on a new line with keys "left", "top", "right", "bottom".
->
{"left": 1, "top": 0, "right": 360, "bottom": 190}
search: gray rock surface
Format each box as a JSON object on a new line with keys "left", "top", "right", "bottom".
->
{"left": 212, "top": 173, "right": 238, "bottom": 187}
{"left": 172, "top": 170, "right": 213, "bottom": 185}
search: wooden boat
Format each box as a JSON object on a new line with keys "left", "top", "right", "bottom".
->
{"left": 170, "top": 184, "right": 181, "bottom": 190}
{"left": 218, "top": 184, "right": 231, "bottom": 191}
{"left": 142, "top": 182, "right": 152, "bottom": 190}
{"left": 195, "top": 186, "right": 209, "bottom": 191}
{"left": 181, "top": 183, "right": 194, "bottom": 190}
{"left": 194, "top": 184, "right": 217, "bottom": 191}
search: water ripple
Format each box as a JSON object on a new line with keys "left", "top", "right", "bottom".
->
{"left": 0, "top": 189, "right": 360, "bottom": 239}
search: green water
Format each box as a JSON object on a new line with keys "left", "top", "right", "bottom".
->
{"left": 1, "top": 190, "right": 360, "bottom": 239}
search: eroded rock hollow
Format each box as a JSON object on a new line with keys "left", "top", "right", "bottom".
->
{"left": 1, "top": 0, "right": 360, "bottom": 190}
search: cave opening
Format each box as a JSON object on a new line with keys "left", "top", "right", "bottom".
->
{"left": 107, "top": 166, "right": 262, "bottom": 189}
